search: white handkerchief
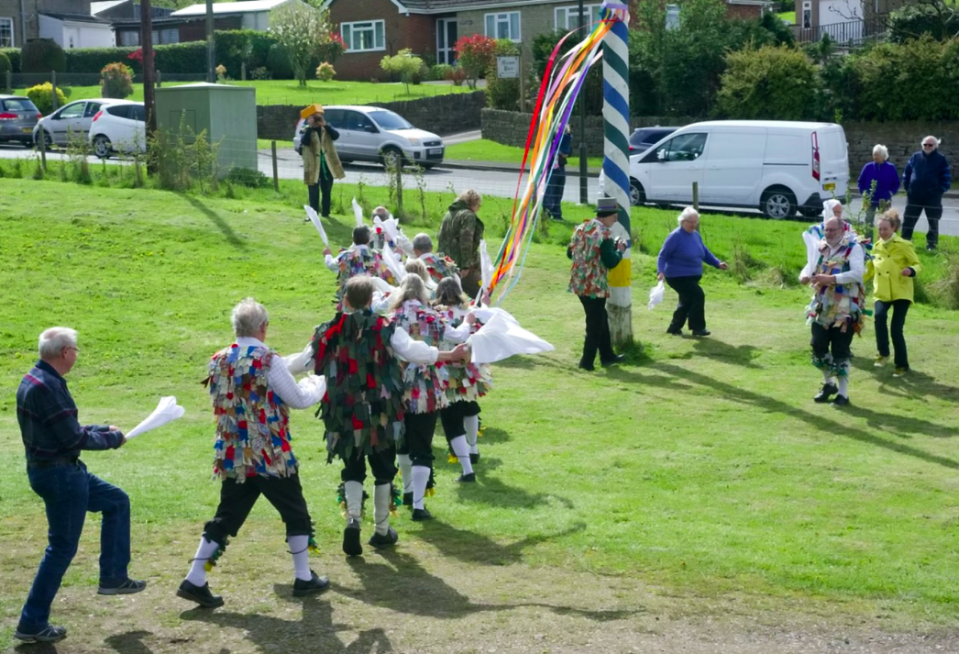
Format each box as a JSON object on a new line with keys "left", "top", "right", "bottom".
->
{"left": 304, "top": 205, "right": 329, "bottom": 246}
{"left": 125, "top": 396, "right": 186, "bottom": 439}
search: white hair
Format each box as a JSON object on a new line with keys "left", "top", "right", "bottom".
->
{"left": 231, "top": 298, "right": 269, "bottom": 337}
{"left": 412, "top": 232, "right": 433, "bottom": 253}
{"left": 872, "top": 144, "right": 889, "bottom": 160}
{"left": 38, "top": 327, "right": 78, "bottom": 359}
{"left": 677, "top": 206, "right": 699, "bottom": 224}
{"left": 923, "top": 136, "right": 940, "bottom": 147}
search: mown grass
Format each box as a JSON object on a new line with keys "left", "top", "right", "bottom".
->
{"left": 0, "top": 172, "right": 958, "bottom": 650}
{"left": 445, "top": 138, "right": 604, "bottom": 169}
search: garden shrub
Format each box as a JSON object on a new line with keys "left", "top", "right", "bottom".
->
{"left": 0, "top": 48, "right": 20, "bottom": 73}
{"left": 26, "top": 82, "right": 68, "bottom": 115}
{"left": 717, "top": 45, "right": 819, "bottom": 120}
{"left": 100, "top": 62, "right": 134, "bottom": 99}
{"left": 266, "top": 43, "right": 294, "bottom": 80}
{"left": 22, "top": 38, "right": 66, "bottom": 73}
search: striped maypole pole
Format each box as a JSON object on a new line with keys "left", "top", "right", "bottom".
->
{"left": 600, "top": 1, "right": 632, "bottom": 347}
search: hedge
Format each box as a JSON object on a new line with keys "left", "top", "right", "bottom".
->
{"left": 0, "top": 48, "right": 20, "bottom": 73}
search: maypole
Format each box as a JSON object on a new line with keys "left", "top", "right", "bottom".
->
{"left": 601, "top": 1, "right": 632, "bottom": 346}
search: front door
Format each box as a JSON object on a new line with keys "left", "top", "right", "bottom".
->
{"left": 436, "top": 19, "right": 458, "bottom": 65}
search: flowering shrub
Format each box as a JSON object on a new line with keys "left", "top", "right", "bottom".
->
{"left": 444, "top": 66, "right": 467, "bottom": 86}
{"left": 215, "top": 64, "right": 227, "bottom": 81}
{"left": 26, "top": 82, "right": 67, "bottom": 115}
{"left": 453, "top": 35, "right": 496, "bottom": 89}
{"left": 100, "top": 62, "right": 134, "bottom": 99}
{"left": 316, "top": 62, "right": 336, "bottom": 81}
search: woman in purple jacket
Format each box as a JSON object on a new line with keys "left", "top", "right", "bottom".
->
{"left": 857, "top": 144, "right": 900, "bottom": 227}
{"left": 656, "top": 207, "right": 728, "bottom": 337}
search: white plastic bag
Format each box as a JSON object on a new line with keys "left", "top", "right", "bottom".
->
{"left": 648, "top": 280, "right": 665, "bottom": 310}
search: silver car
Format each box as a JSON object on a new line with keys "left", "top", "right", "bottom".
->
{"left": 0, "top": 95, "right": 41, "bottom": 148}
{"left": 293, "top": 105, "right": 445, "bottom": 169}
{"left": 34, "top": 98, "right": 119, "bottom": 149}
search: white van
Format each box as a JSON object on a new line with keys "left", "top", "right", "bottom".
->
{"left": 609, "top": 120, "right": 849, "bottom": 219}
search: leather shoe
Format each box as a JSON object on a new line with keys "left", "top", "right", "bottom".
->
{"left": 691, "top": 329, "right": 711, "bottom": 337}
{"left": 177, "top": 580, "right": 224, "bottom": 608}
{"left": 292, "top": 570, "right": 330, "bottom": 597}
{"left": 666, "top": 327, "right": 682, "bottom": 336}
{"left": 601, "top": 354, "right": 626, "bottom": 367}
{"left": 411, "top": 507, "right": 433, "bottom": 521}
{"left": 342, "top": 518, "right": 362, "bottom": 557}
{"left": 369, "top": 527, "right": 399, "bottom": 549}
{"left": 813, "top": 383, "right": 838, "bottom": 403}
{"left": 456, "top": 472, "right": 476, "bottom": 482}
{"left": 578, "top": 362, "right": 595, "bottom": 371}
{"left": 830, "top": 394, "right": 850, "bottom": 407}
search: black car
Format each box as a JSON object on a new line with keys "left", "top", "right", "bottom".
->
{"left": 629, "top": 126, "right": 679, "bottom": 155}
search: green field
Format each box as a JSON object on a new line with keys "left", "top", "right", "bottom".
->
{"left": 445, "top": 138, "right": 604, "bottom": 169}
{"left": 1, "top": 169, "right": 958, "bottom": 651}
{"left": 777, "top": 10, "right": 796, "bottom": 24}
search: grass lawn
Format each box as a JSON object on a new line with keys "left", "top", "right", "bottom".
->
{"left": 446, "top": 138, "right": 604, "bottom": 169}
{"left": 777, "top": 10, "right": 796, "bottom": 23}
{"left": 17, "top": 79, "right": 475, "bottom": 108}
{"left": 1, "top": 171, "right": 958, "bottom": 651}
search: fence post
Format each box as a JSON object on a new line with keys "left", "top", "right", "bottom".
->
{"left": 396, "top": 161, "right": 403, "bottom": 211}
{"left": 156, "top": 70, "right": 162, "bottom": 88}
{"left": 241, "top": 62, "right": 246, "bottom": 81}
{"left": 38, "top": 128, "right": 47, "bottom": 172}
{"left": 50, "top": 70, "right": 58, "bottom": 112}
{"left": 5, "top": 69, "right": 10, "bottom": 92}
{"left": 271, "top": 140, "right": 279, "bottom": 193}
{"left": 692, "top": 181, "right": 699, "bottom": 211}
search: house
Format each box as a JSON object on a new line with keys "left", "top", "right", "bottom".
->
{"left": 795, "top": 0, "right": 903, "bottom": 43}
{"left": 0, "top": 0, "right": 113, "bottom": 48}
{"left": 321, "top": 0, "right": 772, "bottom": 81}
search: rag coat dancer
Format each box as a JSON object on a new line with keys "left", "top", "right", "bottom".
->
{"left": 324, "top": 225, "right": 396, "bottom": 310}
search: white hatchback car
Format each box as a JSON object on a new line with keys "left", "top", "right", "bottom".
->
{"left": 88, "top": 100, "right": 147, "bottom": 158}
{"left": 34, "top": 99, "right": 121, "bottom": 149}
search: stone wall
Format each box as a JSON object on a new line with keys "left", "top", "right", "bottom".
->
{"left": 257, "top": 91, "right": 487, "bottom": 141}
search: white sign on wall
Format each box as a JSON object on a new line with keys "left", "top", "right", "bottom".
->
{"left": 496, "top": 56, "right": 520, "bottom": 79}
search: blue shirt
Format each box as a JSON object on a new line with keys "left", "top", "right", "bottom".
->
{"left": 857, "top": 161, "right": 900, "bottom": 206}
{"left": 657, "top": 227, "right": 721, "bottom": 278}
{"left": 17, "top": 360, "right": 122, "bottom": 463}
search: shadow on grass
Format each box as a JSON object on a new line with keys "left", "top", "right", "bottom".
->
{"left": 335, "top": 545, "right": 635, "bottom": 623}
{"left": 105, "top": 631, "right": 158, "bottom": 654}
{"left": 420, "top": 519, "right": 586, "bottom": 567}
{"left": 451, "top": 470, "right": 575, "bottom": 511}
{"left": 183, "top": 196, "right": 247, "bottom": 249}
{"left": 180, "top": 593, "right": 393, "bottom": 653}
{"left": 690, "top": 337, "right": 763, "bottom": 368}
{"left": 854, "top": 361, "right": 959, "bottom": 403}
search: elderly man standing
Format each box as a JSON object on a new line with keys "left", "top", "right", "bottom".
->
{"left": 567, "top": 197, "right": 628, "bottom": 371}
{"left": 438, "top": 189, "right": 484, "bottom": 297}
{"left": 176, "top": 299, "right": 329, "bottom": 608}
{"left": 902, "top": 136, "right": 951, "bottom": 251}
{"left": 800, "top": 216, "right": 867, "bottom": 407}
{"left": 15, "top": 327, "right": 144, "bottom": 644}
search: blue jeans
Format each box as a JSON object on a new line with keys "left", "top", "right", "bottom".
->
{"left": 544, "top": 166, "right": 566, "bottom": 219}
{"left": 18, "top": 461, "right": 130, "bottom": 631}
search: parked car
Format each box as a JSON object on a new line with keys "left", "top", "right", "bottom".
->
{"left": 293, "top": 105, "right": 444, "bottom": 168}
{"left": 88, "top": 100, "right": 147, "bottom": 159}
{"left": 599, "top": 120, "right": 849, "bottom": 219}
{"left": 34, "top": 99, "right": 121, "bottom": 149}
{"left": 628, "top": 126, "right": 678, "bottom": 154}
{"left": 0, "top": 95, "right": 42, "bottom": 148}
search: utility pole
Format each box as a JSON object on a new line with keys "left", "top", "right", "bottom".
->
{"left": 206, "top": 0, "right": 215, "bottom": 83}
{"left": 578, "top": 0, "right": 588, "bottom": 204}
{"left": 141, "top": 0, "right": 156, "bottom": 138}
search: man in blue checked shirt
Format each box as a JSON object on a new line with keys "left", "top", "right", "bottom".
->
{"left": 15, "top": 327, "right": 145, "bottom": 645}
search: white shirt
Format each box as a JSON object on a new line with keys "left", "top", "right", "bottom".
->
{"left": 799, "top": 241, "right": 864, "bottom": 285}
{"left": 235, "top": 337, "right": 324, "bottom": 409}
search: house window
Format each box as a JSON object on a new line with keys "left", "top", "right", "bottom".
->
{"left": 119, "top": 30, "right": 139, "bottom": 46}
{"left": 802, "top": 1, "right": 812, "bottom": 28}
{"left": 665, "top": 4, "right": 680, "bottom": 30}
{"left": 555, "top": 5, "right": 599, "bottom": 31}
{"left": 485, "top": 12, "right": 520, "bottom": 41}
{"left": 0, "top": 17, "right": 14, "bottom": 47}
{"left": 341, "top": 20, "right": 385, "bottom": 53}
{"left": 160, "top": 28, "right": 178, "bottom": 44}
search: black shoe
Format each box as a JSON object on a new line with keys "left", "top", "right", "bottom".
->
{"left": 321, "top": 214, "right": 331, "bottom": 219}
{"left": 292, "top": 570, "right": 330, "bottom": 597}
{"left": 402, "top": 491, "right": 413, "bottom": 507}
{"left": 98, "top": 578, "right": 147, "bottom": 595}
{"left": 691, "top": 329, "right": 711, "bottom": 337}
{"left": 456, "top": 472, "right": 476, "bottom": 482}
{"left": 368, "top": 527, "right": 399, "bottom": 549}
{"left": 411, "top": 507, "right": 433, "bottom": 521}
{"left": 342, "top": 518, "right": 362, "bottom": 557}
{"left": 578, "top": 362, "right": 595, "bottom": 371}
{"left": 666, "top": 327, "right": 683, "bottom": 336}
{"left": 926, "top": 244, "right": 937, "bottom": 252}
{"left": 177, "top": 580, "right": 224, "bottom": 608}
{"left": 469, "top": 452, "right": 480, "bottom": 464}
{"left": 813, "top": 383, "right": 838, "bottom": 403}
{"left": 830, "top": 394, "right": 850, "bottom": 407}
{"left": 14, "top": 625, "right": 67, "bottom": 643}
{"left": 601, "top": 354, "right": 626, "bottom": 367}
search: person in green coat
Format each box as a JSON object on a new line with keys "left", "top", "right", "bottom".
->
{"left": 437, "top": 189, "right": 484, "bottom": 298}
{"left": 871, "top": 210, "right": 921, "bottom": 376}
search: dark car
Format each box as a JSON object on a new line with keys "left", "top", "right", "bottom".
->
{"left": 629, "top": 126, "right": 679, "bottom": 155}
{"left": 0, "top": 95, "right": 42, "bottom": 148}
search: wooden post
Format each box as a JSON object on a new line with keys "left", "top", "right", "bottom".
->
{"left": 518, "top": 48, "right": 525, "bottom": 113}
{"left": 38, "top": 128, "right": 47, "bottom": 172}
{"left": 692, "top": 181, "right": 699, "bottom": 210}
{"left": 50, "top": 70, "right": 58, "bottom": 111}
{"left": 4, "top": 69, "right": 10, "bottom": 92}
{"left": 396, "top": 161, "right": 403, "bottom": 211}
{"left": 271, "top": 140, "right": 279, "bottom": 193}
{"left": 156, "top": 69, "right": 162, "bottom": 88}
{"left": 241, "top": 62, "right": 246, "bottom": 81}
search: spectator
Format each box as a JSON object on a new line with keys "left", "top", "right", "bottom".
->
{"left": 857, "top": 144, "right": 900, "bottom": 228}
{"left": 871, "top": 210, "right": 921, "bottom": 377}
{"left": 299, "top": 106, "right": 344, "bottom": 219}
{"left": 438, "top": 189, "right": 485, "bottom": 298}
{"left": 902, "top": 136, "right": 951, "bottom": 251}
{"left": 544, "top": 125, "right": 572, "bottom": 222}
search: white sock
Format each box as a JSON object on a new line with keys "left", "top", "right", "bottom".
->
{"left": 185, "top": 537, "right": 219, "bottom": 586}
{"left": 412, "top": 465, "right": 431, "bottom": 510}
{"left": 838, "top": 376, "right": 849, "bottom": 397}
{"left": 344, "top": 480, "right": 364, "bottom": 521}
{"left": 373, "top": 483, "right": 392, "bottom": 536}
{"left": 464, "top": 415, "right": 479, "bottom": 453}
{"left": 397, "top": 454, "right": 413, "bottom": 494}
{"left": 288, "top": 535, "right": 312, "bottom": 581}
{"left": 822, "top": 370, "right": 835, "bottom": 385}
{"left": 449, "top": 435, "right": 473, "bottom": 476}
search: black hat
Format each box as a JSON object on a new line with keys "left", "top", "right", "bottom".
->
{"left": 596, "top": 197, "right": 619, "bottom": 217}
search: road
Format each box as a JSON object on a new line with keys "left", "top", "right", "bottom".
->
{"left": 2, "top": 142, "right": 957, "bottom": 236}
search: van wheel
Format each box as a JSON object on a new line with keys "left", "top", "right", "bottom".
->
{"left": 760, "top": 187, "right": 796, "bottom": 219}
{"left": 629, "top": 179, "right": 645, "bottom": 206}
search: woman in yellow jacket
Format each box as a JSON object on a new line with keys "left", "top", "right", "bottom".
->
{"left": 872, "top": 210, "right": 921, "bottom": 376}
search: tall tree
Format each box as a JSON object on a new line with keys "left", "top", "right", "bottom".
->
{"left": 269, "top": 2, "right": 334, "bottom": 87}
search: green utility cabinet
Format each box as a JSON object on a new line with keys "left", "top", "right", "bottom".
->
{"left": 155, "top": 83, "right": 257, "bottom": 176}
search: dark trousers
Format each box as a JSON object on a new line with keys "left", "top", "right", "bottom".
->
{"left": 203, "top": 474, "right": 313, "bottom": 547}
{"left": 666, "top": 275, "right": 706, "bottom": 332}
{"left": 440, "top": 401, "right": 481, "bottom": 443}
{"left": 902, "top": 195, "right": 942, "bottom": 247}
{"left": 398, "top": 411, "right": 438, "bottom": 468}
{"left": 460, "top": 268, "right": 482, "bottom": 299}
{"left": 810, "top": 322, "right": 855, "bottom": 365}
{"left": 578, "top": 295, "right": 615, "bottom": 366}
{"left": 341, "top": 444, "right": 398, "bottom": 485}
{"left": 308, "top": 173, "right": 335, "bottom": 217}
{"left": 874, "top": 299, "right": 911, "bottom": 369}
{"left": 544, "top": 167, "right": 566, "bottom": 219}
{"left": 19, "top": 461, "right": 130, "bottom": 631}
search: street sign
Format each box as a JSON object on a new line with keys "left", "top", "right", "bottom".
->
{"left": 496, "top": 56, "right": 520, "bottom": 79}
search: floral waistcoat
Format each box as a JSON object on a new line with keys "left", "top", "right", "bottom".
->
{"left": 568, "top": 219, "right": 611, "bottom": 298}
{"left": 208, "top": 344, "right": 295, "bottom": 482}
{"left": 434, "top": 304, "right": 492, "bottom": 403}
{"left": 334, "top": 247, "right": 396, "bottom": 309}
{"left": 391, "top": 300, "right": 449, "bottom": 414}
{"left": 807, "top": 237, "right": 866, "bottom": 329}
{"left": 420, "top": 253, "right": 460, "bottom": 285}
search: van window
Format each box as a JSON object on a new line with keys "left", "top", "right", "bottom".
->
{"left": 765, "top": 134, "right": 805, "bottom": 163}
{"left": 653, "top": 132, "right": 707, "bottom": 162}
{"left": 709, "top": 132, "right": 765, "bottom": 160}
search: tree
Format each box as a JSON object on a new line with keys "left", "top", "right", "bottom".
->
{"left": 380, "top": 49, "right": 424, "bottom": 95}
{"left": 717, "top": 45, "right": 819, "bottom": 120}
{"left": 269, "top": 1, "right": 333, "bottom": 87}
{"left": 454, "top": 35, "right": 496, "bottom": 90}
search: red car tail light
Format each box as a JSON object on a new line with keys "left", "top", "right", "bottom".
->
{"left": 92, "top": 110, "right": 103, "bottom": 122}
{"left": 0, "top": 113, "right": 18, "bottom": 120}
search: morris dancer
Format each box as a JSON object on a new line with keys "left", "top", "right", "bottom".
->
{"left": 434, "top": 277, "right": 492, "bottom": 474}
{"left": 324, "top": 225, "right": 396, "bottom": 310}
{"left": 371, "top": 206, "right": 414, "bottom": 256}
{"left": 800, "top": 216, "right": 867, "bottom": 407}
{"left": 177, "top": 299, "right": 328, "bottom": 608}
{"left": 390, "top": 275, "right": 473, "bottom": 520}
{"left": 411, "top": 233, "right": 460, "bottom": 286}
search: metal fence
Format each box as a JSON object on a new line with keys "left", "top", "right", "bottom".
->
{"left": 797, "top": 15, "right": 889, "bottom": 47}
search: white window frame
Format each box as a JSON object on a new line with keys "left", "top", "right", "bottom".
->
{"left": 0, "top": 17, "right": 14, "bottom": 48}
{"left": 119, "top": 30, "right": 139, "bottom": 46}
{"left": 554, "top": 5, "right": 600, "bottom": 31}
{"left": 802, "top": 1, "right": 812, "bottom": 28}
{"left": 484, "top": 11, "right": 521, "bottom": 42}
{"left": 341, "top": 20, "right": 386, "bottom": 53}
